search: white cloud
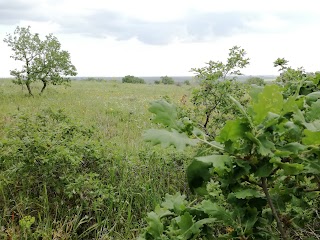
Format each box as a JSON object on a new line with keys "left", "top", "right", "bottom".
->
{"left": 1, "top": 0, "right": 320, "bottom": 77}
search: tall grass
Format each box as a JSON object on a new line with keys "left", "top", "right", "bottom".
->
{"left": 0, "top": 79, "right": 194, "bottom": 239}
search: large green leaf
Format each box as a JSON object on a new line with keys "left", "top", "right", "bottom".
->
{"left": 305, "top": 91, "right": 320, "bottom": 104}
{"left": 199, "top": 200, "right": 234, "bottom": 225}
{"left": 306, "top": 100, "right": 320, "bottom": 121}
{"left": 144, "top": 129, "right": 198, "bottom": 151}
{"left": 161, "top": 193, "right": 187, "bottom": 214}
{"left": 146, "top": 211, "right": 164, "bottom": 238}
{"left": 232, "top": 189, "right": 263, "bottom": 199}
{"left": 148, "top": 100, "right": 178, "bottom": 129}
{"left": 187, "top": 155, "right": 232, "bottom": 194}
{"left": 302, "top": 129, "right": 320, "bottom": 145}
{"left": 251, "top": 85, "right": 283, "bottom": 125}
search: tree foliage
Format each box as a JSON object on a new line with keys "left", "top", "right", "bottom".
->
{"left": 160, "top": 76, "right": 175, "bottom": 85}
{"left": 189, "top": 46, "right": 250, "bottom": 138}
{"left": 140, "top": 58, "right": 320, "bottom": 239}
{"left": 122, "top": 75, "right": 146, "bottom": 84}
{"left": 245, "top": 76, "right": 265, "bottom": 86}
{"left": 3, "top": 26, "right": 77, "bottom": 95}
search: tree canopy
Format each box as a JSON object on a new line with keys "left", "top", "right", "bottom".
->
{"left": 3, "top": 26, "right": 77, "bottom": 95}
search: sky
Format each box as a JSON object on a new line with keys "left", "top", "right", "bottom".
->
{"left": 0, "top": 0, "right": 320, "bottom": 77}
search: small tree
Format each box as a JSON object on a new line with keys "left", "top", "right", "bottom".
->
{"left": 245, "top": 76, "right": 265, "bottom": 86}
{"left": 3, "top": 26, "right": 77, "bottom": 96}
{"left": 122, "top": 75, "right": 145, "bottom": 84}
{"left": 160, "top": 76, "right": 175, "bottom": 85}
{"left": 190, "top": 46, "right": 250, "bottom": 137}
{"left": 274, "top": 57, "right": 289, "bottom": 72}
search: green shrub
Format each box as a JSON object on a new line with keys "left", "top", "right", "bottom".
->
{"left": 245, "top": 76, "right": 265, "bottom": 86}
{"left": 122, "top": 75, "right": 145, "bottom": 84}
{"left": 160, "top": 76, "right": 175, "bottom": 85}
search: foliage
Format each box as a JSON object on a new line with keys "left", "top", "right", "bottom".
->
{"left": 245, "top": 76, "right": 265, "bottom": 86}
{"left": 274, "top": 57, "right": 289, "bottom": 72}
{"left": 122, "top": 75, "right": 146, "bottom": 84}
{"left": 189, "top": 46, "right": 250, "bottom": 138}
{"left": 3, "top": 26, "right": 77, "bottom": 95}
{"left": 140, "top": 77, "right": 320, "bottom": 239}
{"left": 0, "top": 80, "right": 192, "bottom": 239}
{"left": 160, "top": 76, "right": 175, "bottom": 85}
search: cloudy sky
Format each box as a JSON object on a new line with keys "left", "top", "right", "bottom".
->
{"left": 0, "top": 0, "right": 320, "bottom": 77}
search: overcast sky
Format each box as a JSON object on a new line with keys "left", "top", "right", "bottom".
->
{"left": 1, "top": 0, "right": 320, "bottom": 77}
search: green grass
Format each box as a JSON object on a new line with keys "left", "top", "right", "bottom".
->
{"left": 0, "top": 79, "right": 194, "bottom": 239}
{"left": 0, "top": 80, "right": 191, "bottom": 152}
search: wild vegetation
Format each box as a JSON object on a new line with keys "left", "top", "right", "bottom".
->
{"left": 1, "top": 37, "right": 320, "bottom": 239}
{"left": 3, "top": 26, "right": 77, "bottom": 96}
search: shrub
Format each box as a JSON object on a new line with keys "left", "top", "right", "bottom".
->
{"left": 245, "top": 76, "right": 265, "bottom": 86}
{"left": 160, "top": 76, "right": 175, "bottom": 85}
{"left": 122, "top": 75, "right": 145, "bottom": 84}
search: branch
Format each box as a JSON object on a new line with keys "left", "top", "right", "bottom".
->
{"left": 261, "top": 177, "right": 287, "bottom": 239}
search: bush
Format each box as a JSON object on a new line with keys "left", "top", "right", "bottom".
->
{"left": 160, "top": 76, "right": 175, "bottom": 85}
{"left": 245, "top": 76, "right": 265, "bottom": 86}
{"left": 122, "top": 75, "right": 145, "bottom": 84}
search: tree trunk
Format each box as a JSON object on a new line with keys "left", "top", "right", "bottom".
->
{"left": 40, "top": 80, "right": 47, "bottom": 95}
{"left": 26, "top": 82, "right": 33, "bottom": 96}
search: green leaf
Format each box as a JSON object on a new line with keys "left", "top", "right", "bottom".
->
{"left": 255, "top": 163, "right": 274, "bottom": 177}
{"left": 176, "top": 212, "right": 194, "bottom": 237}
{"left": 306, "top": 91, "right": 320, "bottom": 104}
{"left": 302, "top": 129, "right": 320, "bottom": 145}
{"left": 148, "top": 100, "right": 178, "bottom": 129}
{"left": 229, "top": 95, "right": 254, "bottom": 128}
{"left": 270, "top": 158, "right": 304, "bottom": 175}
{"left": 282, "top": 96, "right": 299, "bottom": 114}
{"left": 257, "top": 135, "right": 275, "bottom": 156}
{"left": 146, "top": 211, "right": 164, "bottom": 238}
{"left": 144, "top": 129, "right": 198, "bottom": 151}
{"left": 200, "top": 200, "right": 234, "bottom": 225}
{"left": 306, "top": 100, "right": 320, "bottom": 121}
{"left": 161, "top": 193, "right": 187, "bottom": 214}
{"left": 262, "top": 112, "right": 281, "bottom": 129}
{"left": 277, "top": 142, "right": 307, "bottom": 155}
{"left": 232, "top": 189, "right": 263, "bottom": 199}
{"left": 187, "top": 155, "right": 233, "bottom": 194}
{"left": 216, "top": 119, "right": 249, "bottom": 143}
{"left": 252, "top": 85, "right": 283, "bottom": 125}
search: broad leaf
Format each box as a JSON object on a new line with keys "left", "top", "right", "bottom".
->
{"left": 302, "top": 129, "right": 320, "bottom": 145}
{"left": 146, "top": 211, "right": 163, "bottom": 238}
{"left": 232, "top": 189, "right": 263, "bottom": 199}
{"left": 144, "top": 129, "right": 198, "bottom": 151}
{"left": 187, "top": 155, "right": 232, "bottom": 194}
{"left": 148, "top": 100, "right": 178, "bottom": 129}
{"left": 306, "top": 100, "right": 320, "bottom": 121}
{"left": 200, "top": 200, "right": 234, "bottom": 225}
{"left": 161, "top": 193, "right": 187, "bottom": 214}
{"left": 252, "top": 85, "right": 283, "bottom": 125}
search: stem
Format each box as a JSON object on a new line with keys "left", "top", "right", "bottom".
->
{"left": 261, "top": 177, "right": 287, "bottom": 239}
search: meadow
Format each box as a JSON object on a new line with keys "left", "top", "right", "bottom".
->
{"left": 0, "top": 79, "right": 194, "bottom": 239}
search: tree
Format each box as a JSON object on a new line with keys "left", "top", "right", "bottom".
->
{"left": 160, "top": 75, "right": 174, "bottom": 85}
{"left": 190, "top": 46, "right": 250, "bottom": 137}
{"left": 245, "top": 76, "right": 265, "bottom": 86}
{"left": 3, "top": 26, "right": 77, "bottom": 96}
{"left": 122, "top": 75, "right": 145, "bottom": 84}
{"left": 273, "top": 57, "right": 289, "bottom": 72}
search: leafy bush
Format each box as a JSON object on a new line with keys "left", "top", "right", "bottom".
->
{"left": 160, "top": 76, "right": 175, "bottom": 85}
{"left": 184, "top": 80, "right": 190, "bottom": 85}
{"left": 189, "top": 46, "right": 250, "bottom": 138}
{"left": 122, "top": 75, "right": 145, "bottom": 84}
{"left": 245, "top": 76, "right": 265, "bottom": 86}
{"left": 140, "top": 77, "right": 320, "bottom": 239}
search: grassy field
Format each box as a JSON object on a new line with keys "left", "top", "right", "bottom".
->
{"left": 0, "top": 79, "right": 194, "bottom": 239}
